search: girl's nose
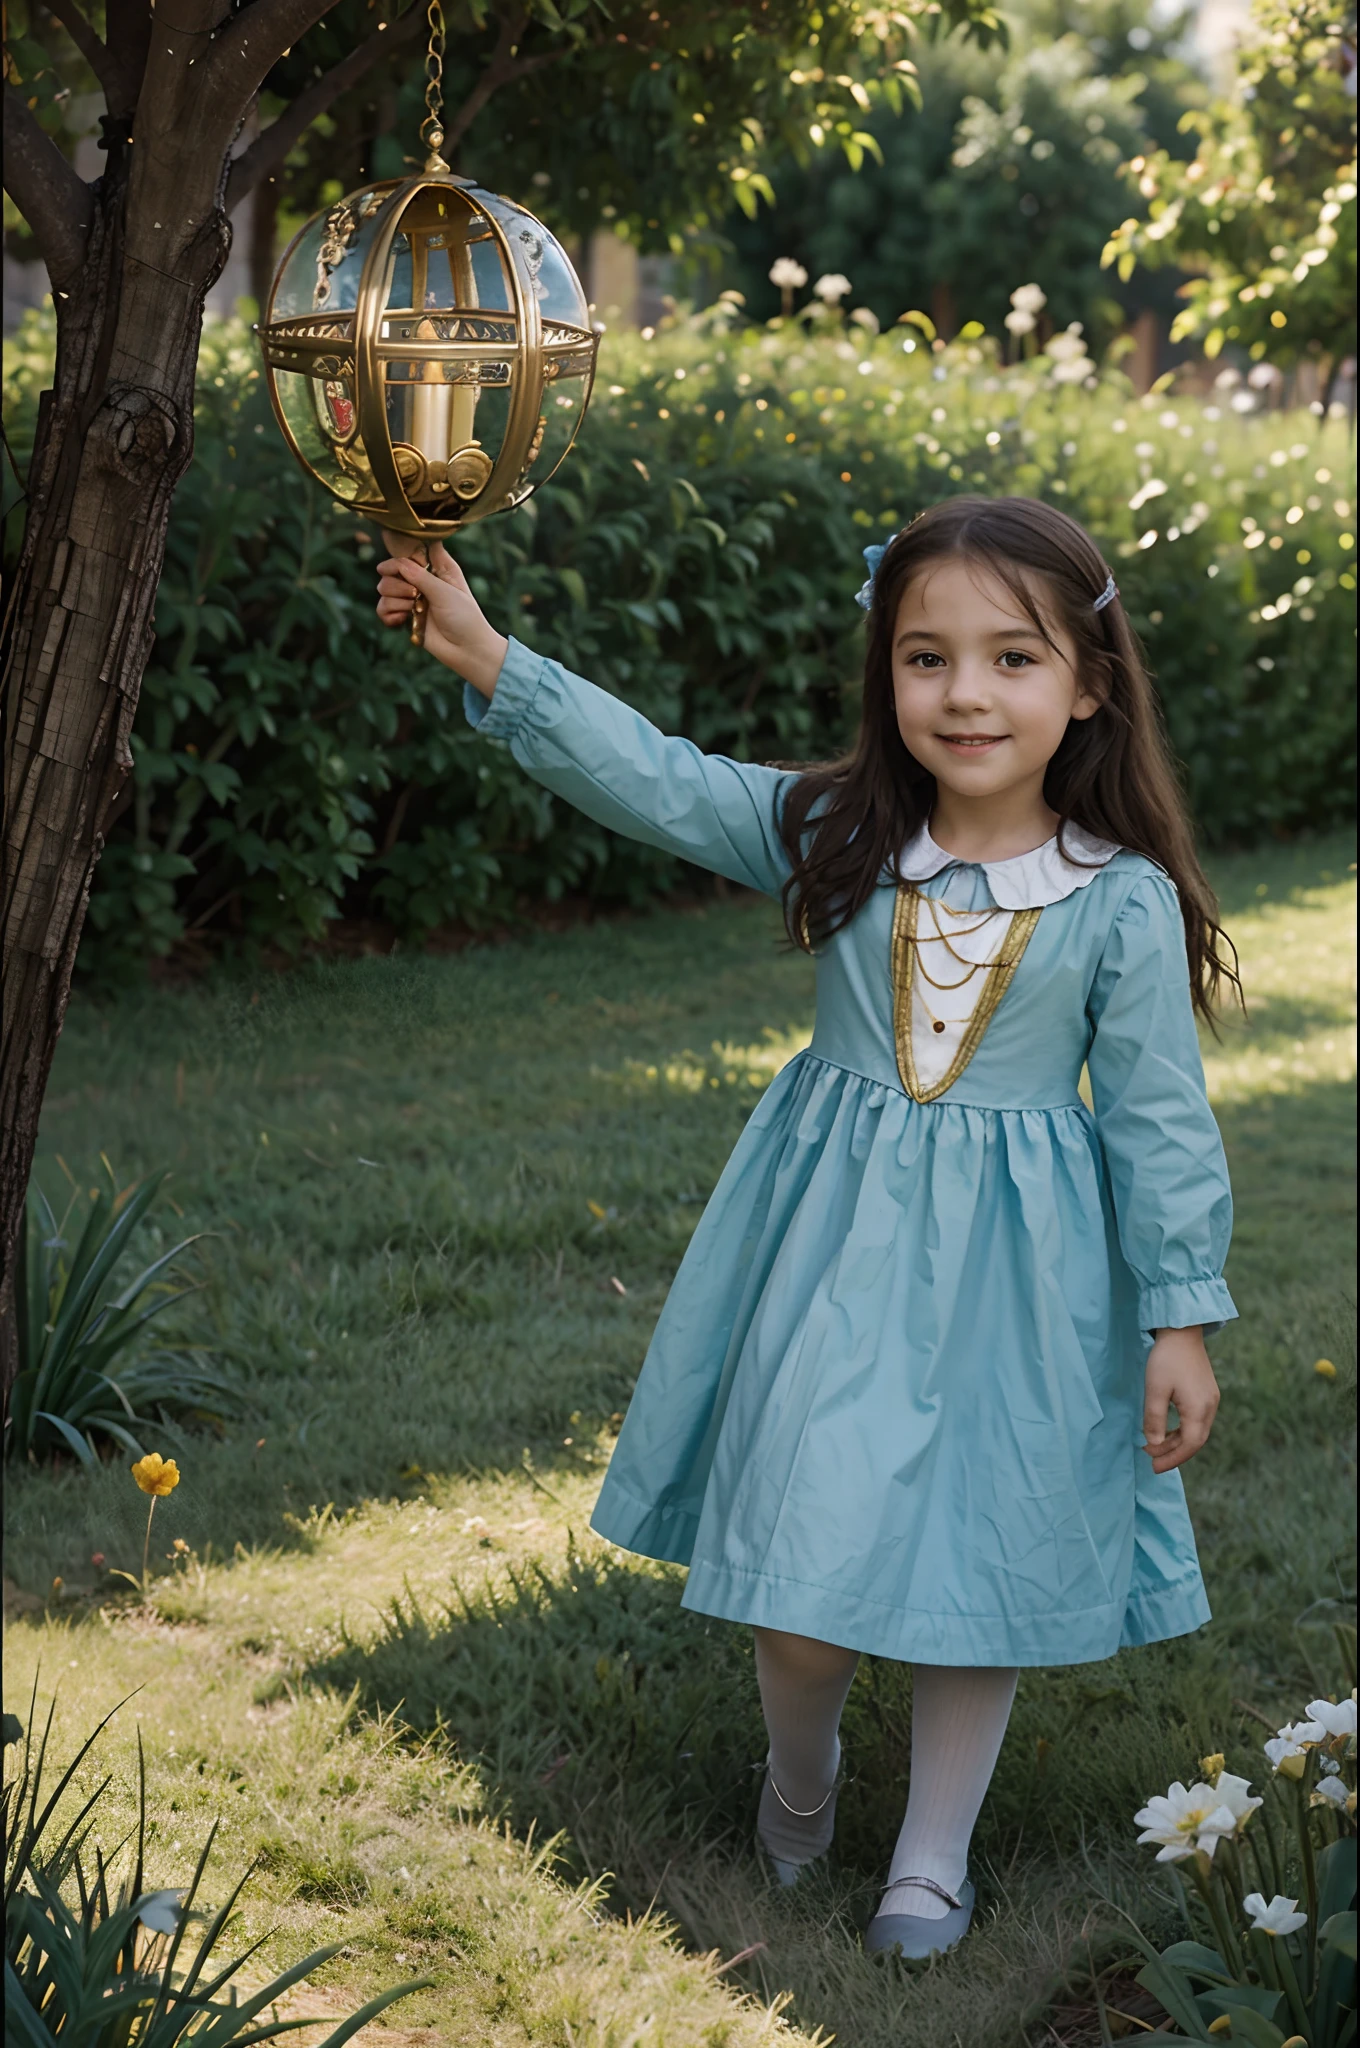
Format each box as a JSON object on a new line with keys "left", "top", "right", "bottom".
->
{"left": 941, "top": 664, "right": 994, "bottom": 713}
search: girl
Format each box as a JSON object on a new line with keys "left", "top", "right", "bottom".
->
{"left": 375, "top": 496, "right": 1237, "bottom": 1961}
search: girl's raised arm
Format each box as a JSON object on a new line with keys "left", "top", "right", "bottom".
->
{"left": 377, "top": 542, "right": 792, "bottom": 897}
{"left": 1085, "top": 871, "right": 1237, "bottom": 1345}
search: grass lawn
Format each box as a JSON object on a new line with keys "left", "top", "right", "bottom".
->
{"left": 5, "top": 829, "right": 1356, "bottom": 2048}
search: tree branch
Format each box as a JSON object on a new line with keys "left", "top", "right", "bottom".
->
{"left": 443, "top": 11, "right": 569, "bottom": 154}
{"left": 199, "top": 0, "right": 354, "bottom": 115}
{"left": 2, "top": 84, "right": 92, "bottom": 287}
{"left": 39, "top": 0, "right": 114, "bottom": 94}
{"left": 224, "top": 1, "right": 425, "bottom": 212}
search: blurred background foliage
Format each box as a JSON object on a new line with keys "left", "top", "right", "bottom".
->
{"left": 699, "top": 0, "right": 1210, "bottom": 359}
{"left": 3, "top": 301, "right": 1353, "bottom": 983}
{"left": 1102, "top": 0, "right": 1357, "bottom": 376}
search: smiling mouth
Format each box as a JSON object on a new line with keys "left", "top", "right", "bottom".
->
{"left": 938, "top": 734, "right": 1007, "bottom": 748}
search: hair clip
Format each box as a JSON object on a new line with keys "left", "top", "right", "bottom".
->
{"left": 1092, "top": 571, "right": 1119, "bottom": 613}
{"left": 855, "top": 537, "right": 893, "bottom": 611}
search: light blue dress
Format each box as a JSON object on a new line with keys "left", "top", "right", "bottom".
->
{"left": 465, "top": 639, "right": 1236, "bottom": 1667}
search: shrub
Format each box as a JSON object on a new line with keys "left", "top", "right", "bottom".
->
{"left": 3, "top": 302, "right": 1354, "bottom": 981}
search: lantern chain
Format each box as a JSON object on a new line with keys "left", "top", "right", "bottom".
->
{"left": 420, "top": 0, "right": 449, "bottom": 170}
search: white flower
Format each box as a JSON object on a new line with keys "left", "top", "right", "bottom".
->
{"left": 1004, "top": 308, "right": 1037, "bottom": 335}
{"left": 1213, "top": 366, "right": 1242, "bottom": 388}
{"left": 1045, "top": 330, "right": 1088, "bottom": 363}
{"left": 768, "top": 258, "right": 808, "bottom": 290}
{"left": 1243, "top": 1893, "right": 1308, "bottom": 1937}
{"left": 1311, "top": 1773, "right": 1356, "bottom": 1812}
{"left": 1305, "top": 1695, "right": 1357, "bottom": 1742}
{"left": 1265, "top": 1719, "right": 1327, "bottom": 1770}
{"left": 849, "top": 306, "right": 880, "bottom": 333}
{"left": 1264, "top": 1718, "right": 1331, "bottom": 1779}
{"left": 813, "top": 272, "right": 852, "bottom": 304}
{"left": 1010, "top": 282, "right": 1047, "bottom": 313}
{"left": 1248, "top": 362, "right": 1283, "bottom": 389}
{"left": 1134, "top": 1781, "right": 1246, "bottom": 1862}
{"left": 1212, "top": 1772, "right": 1264, "bottom": 1825}
{"left": 1051, "top": 356, "right": 1094, "bottom": 384}
{"left": 1129, "top": 478, "right": 1169, "bottom": 511}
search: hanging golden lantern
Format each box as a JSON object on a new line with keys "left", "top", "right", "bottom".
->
{"left": 255, "top": 3, "right": 599, "bottom": 553}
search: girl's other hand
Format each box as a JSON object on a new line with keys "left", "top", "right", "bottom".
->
{"left": 1142, "top": 1327, "right": 1220, "bottom": 1472}
{"left": 375, "top": 535, "right": 509, "bottom": 698}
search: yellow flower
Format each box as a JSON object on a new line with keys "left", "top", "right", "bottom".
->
{"left": 1208, "top": 2019, "right": 1233, "bottom": 2038}
{"left": 1200, "top": 1752, "right": 1226, "bottom": 1785}
{"left": 1314, "top": 1358, "right": 1337, "bottom": 1379}
{"left": 131, "top": 1453, "right": 180, "bottom": 1498}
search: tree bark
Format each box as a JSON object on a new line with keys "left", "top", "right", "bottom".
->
{"left": 0, "top": 0, "right": 550, "bottom": 1410}
{"left": 0, "top": 27, "right": 248, "bottom": 1397}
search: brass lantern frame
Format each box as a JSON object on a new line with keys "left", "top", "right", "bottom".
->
{"left": 257, "top": 170, "right": 599, "bottom": 540}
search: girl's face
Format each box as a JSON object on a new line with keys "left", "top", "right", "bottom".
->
{"left": 890, "top": 556, "right": 1099, "bottom": 800}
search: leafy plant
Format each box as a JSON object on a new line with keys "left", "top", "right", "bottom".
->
{"left": 1103, "top": 0, "right": 1357, "bottom": 376}
{"left": 1114, "top": 1628, "right": 1358, "bottom": 2044}
{"left": 3, "top": 1684, "right": 430, "bottom": 2044}
{"left": 8, "top": 1166, "right": 235, "bottom": 1467}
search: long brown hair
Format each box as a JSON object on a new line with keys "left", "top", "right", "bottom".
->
{"left": 777, "top": 496, "right": 1241, "bottom": 1023}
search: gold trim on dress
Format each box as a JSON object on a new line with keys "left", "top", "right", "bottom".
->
{"left": 891, "top": 887, "right": 1042, "bottom": 1103}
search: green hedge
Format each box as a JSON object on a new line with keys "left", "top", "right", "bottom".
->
{"left": 3, "top": 305, "right": 1354, "bottom": 980}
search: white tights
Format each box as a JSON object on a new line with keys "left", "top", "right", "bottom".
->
{"left": 754, "top": 1627, "right": 1018, "bottom": 1919}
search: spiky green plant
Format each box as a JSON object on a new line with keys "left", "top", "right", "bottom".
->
{"left": 8, "top": 1167, "right": 235, "bottom": 1466}
{"left": 2, "top": 1685, "right": 429, "bottom": 2045}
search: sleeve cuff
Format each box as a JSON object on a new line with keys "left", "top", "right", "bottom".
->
{"left": 461, "top": 635, "right": 545, "bottom": 743}
{"left": 1137, "top": 1276, "right": 1238, "bottom": 1345}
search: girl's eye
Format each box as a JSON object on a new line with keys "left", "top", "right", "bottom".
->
{"left": 998, "top": 650, "right": 1036, "bottom": 668}
{"left": 908, "top": 651, "right": 947, "bottom": 669}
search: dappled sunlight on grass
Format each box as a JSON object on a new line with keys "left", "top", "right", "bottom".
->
{"left": 5, "top": 835, "right": 1354, "bottom": 2048}
{"left": 608, "top": 1022, "right": 815, "bottom": 1101}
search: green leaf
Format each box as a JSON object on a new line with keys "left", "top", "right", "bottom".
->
{"left": 1134, "top": 1958, "right": 1219, "bottom": 2040}
{"left": 1318, "top": 1835, "right": 1357, "bottom": 1924}
{"left": 1161, "top": 1940, "right": 1231, "bottom": 1981}
{"left": 1206, "top": 2010, "right": 1288, "bottom": 2048}
{"left": 1320, "top": 1908, "right": 1357, "bottom": 1959}
{"left": 1195, "top": 1984, "right": 1285, "bottom": 2023}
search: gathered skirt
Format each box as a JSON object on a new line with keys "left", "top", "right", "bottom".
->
{"left": 589, "top": 1051, "right": 1211, "bottom": 1666}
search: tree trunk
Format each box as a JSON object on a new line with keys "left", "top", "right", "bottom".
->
{"left": 0, "top": 112, "right": 231, "bottom": 1400}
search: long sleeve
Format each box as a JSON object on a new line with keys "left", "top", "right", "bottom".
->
{"left": 1086, "top": 872, "right": 1237, "bottom": 1341}
{"left": 463, "top": 638, "right": 793, "bottom": 896}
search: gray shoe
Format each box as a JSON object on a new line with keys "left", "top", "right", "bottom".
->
{"left": 755, "top": 1749, "right": 842, "bottom": 1886}
{"left": 864, "top": 1875, "right": 976, "bottom": 1960}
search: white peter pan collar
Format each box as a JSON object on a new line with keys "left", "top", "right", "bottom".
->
{"left": 899, "top": 822, "right": 1121, "bottom": 910}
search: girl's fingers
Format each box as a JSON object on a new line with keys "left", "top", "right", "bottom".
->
{"left": 428, "top": 541, "right": 470, "bottom": 591}
{"left": 378, "top": 555, "right": 439, "bottom": 593}
{"left": 1142, "top": 1391, "right": 1169, "bottom": 1453}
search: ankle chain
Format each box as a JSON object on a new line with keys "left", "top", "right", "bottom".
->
{"left": 767, "top": 1761, "right": 839, "bottom": 1819}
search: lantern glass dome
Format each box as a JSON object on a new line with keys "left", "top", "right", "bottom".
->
{"left": 258, "top": 173, "right": 599, "bottom": 537}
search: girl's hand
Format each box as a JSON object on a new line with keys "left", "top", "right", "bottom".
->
{"left": 1143, "top": 1327, "right": 1220, "bottom": 1473}
{"left": 375, "top": 536, "right": 508, "bottom": 697}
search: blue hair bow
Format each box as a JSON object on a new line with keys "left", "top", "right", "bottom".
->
{"left": 855, "top": 534, "right": 897, "bottom": 610}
